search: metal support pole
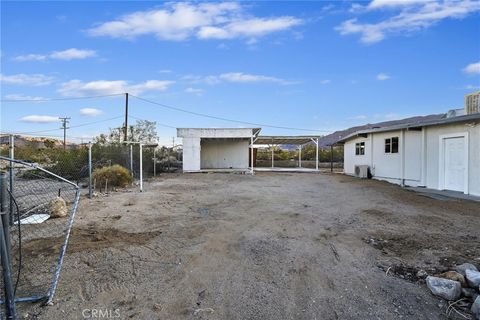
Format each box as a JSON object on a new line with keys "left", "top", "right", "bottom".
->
{"left": 0, "top": 172, "right": 16, "bottom": 319}
{"left": 139, "top": 143, "right": 143, "bottom": 192}
{"left": 299, "top": 145, "right": 302, "bottom": 168}
{"left": 124, "top": 93, "right": 129, "bottom": 142}
{"left": 8, "top": 135, "right": 14, "bottom": 226}
{"left": 129, "top": 144, "right": 133, "bottom": 177}
{"left": 271, "top": 146, "right": 274, "bottom": 168}
{"left": 330, "top": 145, "right": 334, "bottom": 173}
{"left": 88, "top": 142, "right": 93, "bottom": 199}
{"left": 250, "top": 136, "right": 254, "bottom": 175}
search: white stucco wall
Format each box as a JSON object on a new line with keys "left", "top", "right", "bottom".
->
{"left": 182, "top": 137, "right": 201, "bottom": 171}
{"left": 177, "top": 128, "right": 256, "bottom": 172}
{"left": 200, "top": 139, "right": 249, "bottom": 169}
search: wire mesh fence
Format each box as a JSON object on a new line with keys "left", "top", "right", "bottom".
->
{"left": 0, "top": 156, "right": 80, "bottom": 317}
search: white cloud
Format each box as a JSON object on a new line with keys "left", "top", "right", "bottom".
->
{"left": 218, "top": 72, "right": 293, "bottom": 84}
{"left": 58, "top": 79, "right": 174, "bottom": 96}
{"left": 87, "top": 2, "right": 301, "bottom": 42}
{"left": 337, "top": 0, "right": 480, "bottom": 43}
{"left": 80, "top": 108, "right": 103, "bottom": 117}
{"left": 14, "top": 48, "right": 96, "bottom": 61}
{"left": 368, "top": 0, "right": 431, "bottom": 9}
{"left": 4, "top": 94, "right": 47, "bottom": 101}
{"left": 320, "top": 79, "right": 331, "bottom": 84}
{"left": 0, "top": 73, "right": 54, "bottom": 86}
{"left": 13, "top": 54, "right": 47, "bottom": 62}
{"left": 20, "top": 115, "right": 59, "bottom": 123}
{"left": 159, "top": 69, "right": 172, "bottom": 74}
{"left": 182, "top": 72, "right": 294, "bottom": 85}
{"left": 50, "top": 48, "right": 96, "bottom": 60}
{"left": 185, "top": 87, "right": 204, "bottom": 95}
{"left": 463, "top": 61, "right": 480, "bottom": 74}
{"left": 377, "top": 73, "right": 390, "bottom": 80}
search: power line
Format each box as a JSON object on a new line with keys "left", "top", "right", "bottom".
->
{"left": 10, "top": 115, "right": 124, "bottom": 135}
{"left": 0, "top": 93, "right": 124, "bottom": 102}
{"left": 129, "top": 94, "right": 331, "bottom": 133}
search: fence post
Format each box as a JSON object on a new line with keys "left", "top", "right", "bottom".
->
{"left": 139, "top": 143, "right": 143, "bottom": 192}
{"left": 88, "top": 142, "right": 93, "bottom": 199}
{"left": 0, "top": 172, "right": 17, "bottom": 318}
{"left": 8, "top": 135, "right": 14, "bottom": 226}
{"left": 129, "top": 144, "right": 133, "bottom": 177}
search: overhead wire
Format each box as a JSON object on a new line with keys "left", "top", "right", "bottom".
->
{"left": 1, "top": 92, "right": 332, "bottom": 133}
{"left": 129, "top": 94, "right": 331, "bottom": 133}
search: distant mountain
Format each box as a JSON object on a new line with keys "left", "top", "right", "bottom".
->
{"left": 0, "top": 134, "right": 68, "bottom": 149}
{"left": 318, "top": 113, "right": 445, "bottom": 147}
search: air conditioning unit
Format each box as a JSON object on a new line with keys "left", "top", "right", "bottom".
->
{"left": 354, "top": 165, "right": 369, "bottom": 178}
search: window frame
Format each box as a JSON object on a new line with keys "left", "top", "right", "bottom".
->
{"left": 385, "top": 136, "right": 399, "bottom": 154}
{"left": 355, "top": 141, "right": 365, "bottom": 156}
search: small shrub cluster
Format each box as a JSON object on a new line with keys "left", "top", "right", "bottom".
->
{"left": 93, "top": 165, "right": 132, "bottom": 190}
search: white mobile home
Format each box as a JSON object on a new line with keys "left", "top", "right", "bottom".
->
{"left": 177, "top": 128, "right": 260, "bottom": 173}
{"left": 339, "top": 113, "right": 480, "bottom": 196}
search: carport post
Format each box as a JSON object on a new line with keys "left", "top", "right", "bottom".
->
{"left": 298, "top": 145, "right": 302, "bottom": 168}
{"left": 250, "top": 136, "right": 254, "bottom": 175}
{"left": 139, "top": 143, "right": 143, "bottom": 192}
{"left": 271, "top": 145, "right": 274, "bottom": 168}
{"left": 316, "top": 138, "right": 319, "bottom": 171}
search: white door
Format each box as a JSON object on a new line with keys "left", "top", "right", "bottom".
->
{"left": 443, "top": 137, "right": 465, "bottom": 192}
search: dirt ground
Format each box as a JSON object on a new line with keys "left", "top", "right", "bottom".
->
{"left": 24, "top": 172, "right": 479, "bottom": 319}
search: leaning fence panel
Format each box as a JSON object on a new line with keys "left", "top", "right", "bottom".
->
{"left": 0, "top": 156, "right": 80, "bottom": 317}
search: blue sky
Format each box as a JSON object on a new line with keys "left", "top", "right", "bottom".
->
{"left": 1, "top": 0, "right": 479, "bottom": 145}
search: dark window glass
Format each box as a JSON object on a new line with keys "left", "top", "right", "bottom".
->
{"left": 391, "top": 137, "right": 399, "bottom": 153}
{"left": 355, "top": 142, "right": 365, "bottom": 155}
{"left": 385, "top": 138, "right": 391, "bottom": 153}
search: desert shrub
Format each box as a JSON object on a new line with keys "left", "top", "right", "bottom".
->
{"left": 93, "top": 165, "right": 132, "bottom": 189}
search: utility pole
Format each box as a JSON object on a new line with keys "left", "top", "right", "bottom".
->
{"left": 59, "top": 117, "right": 70, "bottom": 150}
{"left": 124, "top": 93, "right": 129, "bottom": 142}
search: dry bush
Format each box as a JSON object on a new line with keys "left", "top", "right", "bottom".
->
{"left": 93, "top": 165, "right": 132, "bottom": 190}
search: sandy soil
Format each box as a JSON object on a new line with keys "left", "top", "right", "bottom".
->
{"left": 23, "top": 172, "right": 480, "bottom": 319}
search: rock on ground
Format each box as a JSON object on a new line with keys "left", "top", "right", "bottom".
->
{"left": 438, "top": 271, "right": 467, "bottom": 288}
{"left": 426, "top": 276, "right": 461, "bottom": 301}
{"left": 50, "top": 196, "right": 68, "bottom": 218}
{"left": 455, "top": 263, "right": 478, "bottom": 277}
{"left": 466, "top": 269, "right": 480, "bottom": 289}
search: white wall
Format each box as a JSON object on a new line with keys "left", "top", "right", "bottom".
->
{"left": 344, "top": 136, "right": 370, "bottom": 175}
{"left": 424, "top": 123, "right": 480, "bottom": 196}
{"left": 344, "top": 130, "right": 422, "bottom": 186}
{"left": 343, "top": 121, "right": 480, "bottom": 195}
{"left": 200, "top": 139, "right": 249, "bottom": 169}
{"left": 182, "top": 137, "right": 201, "bottom": 171}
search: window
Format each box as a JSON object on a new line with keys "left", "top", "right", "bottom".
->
{"left": 385, "top": 137, "right": 399, "bottom": 153}
{"left": 355, "top": 142, "right": 365, "bottom": 155}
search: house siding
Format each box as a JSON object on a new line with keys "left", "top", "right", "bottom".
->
{"left": 343, "top": 121, "right": 479, "bottom": 195}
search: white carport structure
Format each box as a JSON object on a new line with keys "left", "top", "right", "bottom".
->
{"left": 177, "top": 128, "right": 261, "bottom": 173}
{"left": 254, "top": 136, "right": 320, "bottom": 172}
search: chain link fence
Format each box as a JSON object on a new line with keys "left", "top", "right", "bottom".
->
{"left": 0, "top": 156, "right": 80, "bottom": 318}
